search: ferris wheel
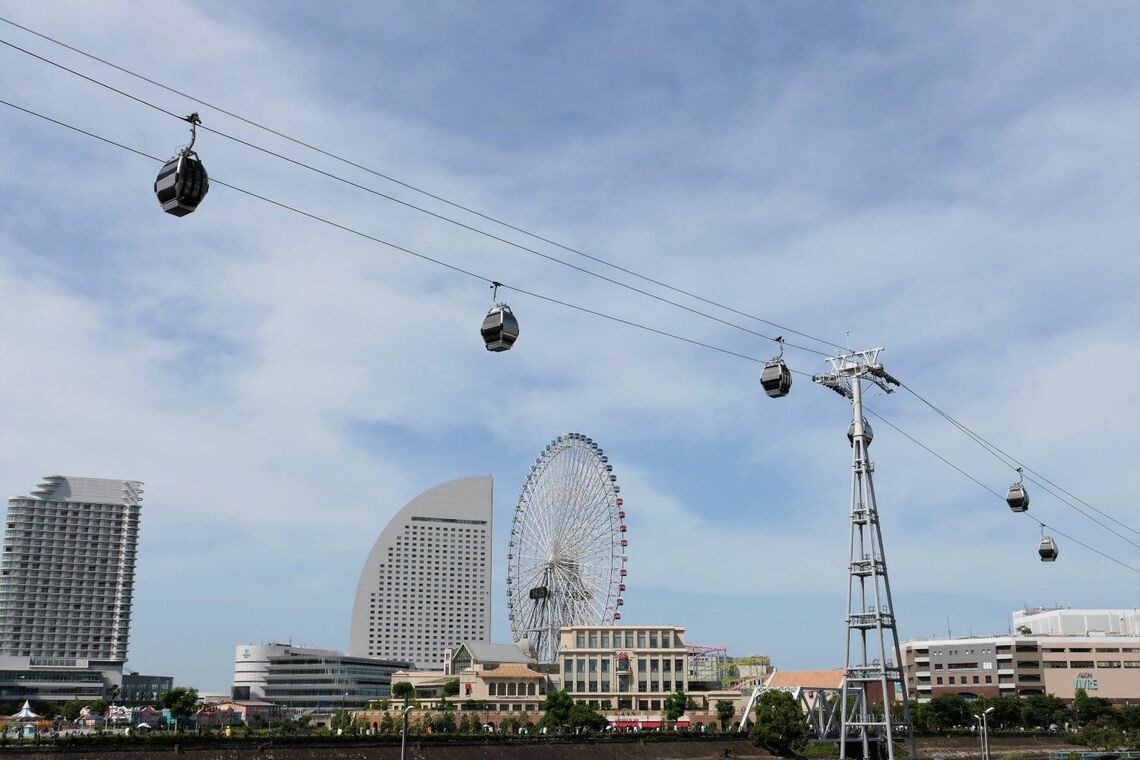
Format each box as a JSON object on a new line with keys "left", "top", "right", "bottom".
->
{"left": 507, "top": 432, "right": 628, "bottom": 663}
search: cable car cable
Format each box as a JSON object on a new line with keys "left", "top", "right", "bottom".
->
{"left": 0, "top": 96, "right": 765, "bottom": 366}
{"left": 898, "top": 382, "right": 1140, "bottom": 544}
{"left": 0, "top": 29, "right": 841, "bottom": 358}
{"left": 0, "top": 13, "right": 845, "bottom": 354}
{"left": 7, "top": 95, "right": 1139, "bottom": 577}
{"left": 863, "top": 409, "right": 1140, "bottom": 575}
{"left": 13, "top": 17, "right": 1134, "bottom": 553}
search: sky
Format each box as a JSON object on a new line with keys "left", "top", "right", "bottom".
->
{"left": 0, "top": 1, "right": 1138, "bottom": 692}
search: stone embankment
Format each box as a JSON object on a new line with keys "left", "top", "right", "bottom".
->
{"left": 0, "top": 735, "right": 1086, "bottom": 760}
{"left": 0, "top": 736, "right": 770, "bottom": 760}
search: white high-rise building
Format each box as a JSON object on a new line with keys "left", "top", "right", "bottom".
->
{"left": 349, "top": 476, "right": 492, "bottom": 668}
{"left": 0, "top": 476, "right": 142, "bottom": 703}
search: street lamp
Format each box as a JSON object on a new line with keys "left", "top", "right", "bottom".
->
{"left": 400, "top": 704, "right": 414, "bottom": 760}
{"left": 981, "top": 707, "right": 994, "bottom": 760}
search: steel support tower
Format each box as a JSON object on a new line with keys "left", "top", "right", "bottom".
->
{"left": 814, "top": 348, "right": 916, "bottom": 760}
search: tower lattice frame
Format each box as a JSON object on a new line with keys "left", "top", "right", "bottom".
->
{"left": 814, "top": 348, "right": 917, "bottom": 760}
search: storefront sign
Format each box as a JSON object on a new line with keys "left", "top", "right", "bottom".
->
{"left": 1073, "top": 672, "right": 1098, "bottom": 691}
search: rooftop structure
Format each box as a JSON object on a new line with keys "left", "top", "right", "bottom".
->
{"left": 1013, "top": 608, "right": 1140, "bottom": 637}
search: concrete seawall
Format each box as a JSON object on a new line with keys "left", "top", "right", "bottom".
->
{"left": 0, "top": 736, "right": 770, "bottom": 760}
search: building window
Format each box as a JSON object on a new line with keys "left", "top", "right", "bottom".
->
{"left": 936, "top": 677, "right": 942, "bottom": 685}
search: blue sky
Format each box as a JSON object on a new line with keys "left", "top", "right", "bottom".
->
{"left": 1, "top": 1, "right": 1138, "bottom": 692}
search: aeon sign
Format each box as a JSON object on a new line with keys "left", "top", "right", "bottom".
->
{"left": 1073, "top": 672, "right": 1098, "bottom": 691}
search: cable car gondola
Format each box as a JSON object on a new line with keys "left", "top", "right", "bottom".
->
{"left": 847, "top": 418, "right": 873, "bottom": 447}
{"left": 1006, "top": 468, "right": 1029, "bottom": 513}
{"left": 760, "top": 337, "right": 792, "bottom": 398}
{"left": 1038, "top": 535, "right": 1058, "bottom": 562}
{"left": 154, "top": 113, "right": 209, "bottom": 217}
{"left": 481, "top": 282, "right": 520, "bottom": 352}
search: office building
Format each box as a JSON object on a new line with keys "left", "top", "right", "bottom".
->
{"left": 348, "top": 476, "right": 492, "bottom": 668}
{"left": 558, "top": 624, "right": 689, "bottom": 712}
{"left": 904, "top": 608, "right": 1140, "bottom": 704}
{"left": 121, "top": 673, "right": 173, "bottom": 705}
{"left": 0, "top": 476, "right": 142, "bottom": 701}
{"left": 231, "top": 643, "right": 408, "bottom": 709}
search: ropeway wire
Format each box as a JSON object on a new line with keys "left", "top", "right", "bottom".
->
{"left": 0, "top": 22, "right": 844, "bottom": 357}
{"left": 0, "top": 96, "right": 763, "bottom": 367}
{"left": 864, "top": 408, "right": 1140, "bottom": 576}
{"left": 15, "top": 13, "right": 1133, "bottom": 557}
{"left": 899, "top": 383, "right": 1140, "bottom": 548}
{"left": 5, "top": 96, "right": 1139, "bottom": 578}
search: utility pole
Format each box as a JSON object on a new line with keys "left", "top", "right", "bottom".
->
{"left": 814, "top": 347, "right": 916, "bottom": 760}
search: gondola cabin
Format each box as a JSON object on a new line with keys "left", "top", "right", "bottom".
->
{"left": 760, "top": 358, "right": 792, "bottom": 398}
{"left": 1038, "top": 536, "right": 1058, "bottom": 562}
{"left": 481, "top": 304, "right": 519, "bottom": 352}
{"left": 1006, "top": 482, "right": 1030, "bottom": 513}
{"left": 154, "top": 152, "right": 209, "bottom": 216}
{"left": 847, "top": 419, "right": 874, "bottom": 447}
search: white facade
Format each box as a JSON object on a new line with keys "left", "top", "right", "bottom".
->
{"left": 232, "top": 643, "right": 407, "bottom": 709}
{"left": 0, "top": 476, "right": 142, "bottom": 662}
{"left": 1013, "top": 608, "right": 1140, "bottom": 637}
{"left": 348, "top": 476, "right": 492, "bottom": 668}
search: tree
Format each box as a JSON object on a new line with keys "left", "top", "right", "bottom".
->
{"left": 568, "top": 702, "right": 608, "bottom": 731}
{"left": 982, "top": 696, "right": 1024, "bottom": 730}
{"left": 1073, "top": 688, "right": 1114, "bottom": 726}
{"left": 391, "top": 681, "right": 414, "bottom": 704}
{"left": 159, "top": 687, "right": 200, "bottom": 721}
{"left": 60, "top": 700, "right": 86, "bottom": 721}
{"left": 87, "top": 699, "right": 108, "bottom": 717}
{"left": 379, "top": 712, "right": 396, "bottom": 733}
{"left": 1016, "top": 625, "right": 1032, "bottom": 636}
{"left": 912, "top": 701, "right": 934, "bottom": 733}
{"left": 926, "top": 695, "right": 971, "bottom": 731}
{"left": 664, "top": 691, "right": 688, "bottom": 722}
{"left": 716, "top": 699, "right": 737, "bottom": 730}
{"left": 331, "top": 709, "right": 356, "bottom": 733}
{"left": 749, "top": 690, "right": 807, "bottom": 756}
{"left": 432, "top": 711, "right": 457, "bottom": 733}
{"left": 1082, "top": 716, "right": 1123, "bottom": 751}
{"left": 443, "top": 678, "right": 460, "bottom": 697}
{"left": 600, "top": 699, "right": 612, "bottom": 710}
{"left": 1022, "top": 694, "right": 1069, "bottom": 729}
{"left": 540, "top": 689, "right": 574, "bottom": 730}
{"left": 1118, "top": 705, "right": 1140, "bottom": 731}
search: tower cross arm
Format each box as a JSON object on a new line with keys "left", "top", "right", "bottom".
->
{"left": 813, "top": 374, "right": 853, "bottom": 399}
